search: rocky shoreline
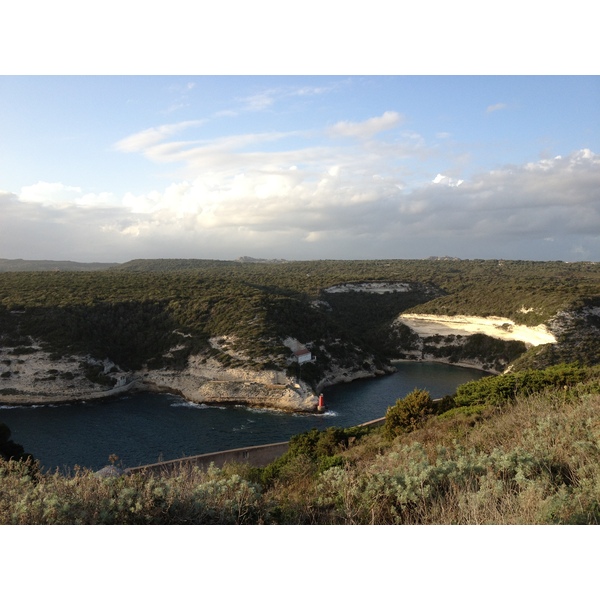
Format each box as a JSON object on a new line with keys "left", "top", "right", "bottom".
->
{"left": 0, "top": 311, "right": 558, "bottom": 410}
{"left": 0, "top": 348, "right": 320, "bottom": 412}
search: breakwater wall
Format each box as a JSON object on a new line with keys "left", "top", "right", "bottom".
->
{"left": 125, "top": 416, "right": 387, "bottom": 476}
{"left": 125, "top": 441, "right": 290, "bottom": 476}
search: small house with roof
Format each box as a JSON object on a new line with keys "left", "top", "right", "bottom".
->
{"left": 283, "top": 337, "right": 313, "bottom": 365}
{"left": 293, "top": 347, "right": 312, "bottom": 365}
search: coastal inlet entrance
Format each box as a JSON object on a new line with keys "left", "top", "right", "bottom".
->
{"left": 3, "top": 361, "right": 488, "bottom": 472}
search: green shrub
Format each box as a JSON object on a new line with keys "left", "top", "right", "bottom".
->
{"left": 257, "top": 426, "right": 368, "bottom": 487}
{"left": 383, "top": 389, "right": 434, "bottom": 439}
{"left": 454, "top": 363, "right": 589, "bottom": 407}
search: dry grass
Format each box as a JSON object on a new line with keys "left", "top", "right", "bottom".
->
{"left": 263, "top": 381, "right": 600, "bottom": 524}
{"left": 0, "top": 461, "right": 264, "bottom": 524}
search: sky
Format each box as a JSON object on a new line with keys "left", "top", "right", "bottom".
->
{"left": 1, "top": 6, "right": 599, "bottom": 264}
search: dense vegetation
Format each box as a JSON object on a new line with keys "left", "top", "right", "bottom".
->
{"left": 1, "top": 259, "right": 599, "bottom": 381}
{"left": 2, "top": 363, "right": 599, "bottom": 524}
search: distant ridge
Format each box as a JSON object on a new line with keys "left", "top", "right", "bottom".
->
{"left": 113, "top": 257, "right": 291, "bottom": 271}
{"left": 113, "top": 258, "right": 237, "bottom": 271}
{"left": 235, "top": 256, "right": 289, "bottom": 263}
{"left": 425, "top": 256, "right": 463, "bottom": 261}
{"left": 0, "top": 258, "right": 119, "bottom": 272}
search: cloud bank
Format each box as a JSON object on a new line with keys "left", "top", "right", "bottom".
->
{"left": 2, "top": 112, "right": 599, "bottom": 263}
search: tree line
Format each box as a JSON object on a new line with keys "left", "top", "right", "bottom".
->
{"left": 0, "top": 259, "right": 598, "bottom": 375}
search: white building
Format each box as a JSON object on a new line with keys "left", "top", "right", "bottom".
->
{"left": 283, "top": 337, "right": 313, "bottom": 364}
{"left": 294, "top": 348, "right": 312, "bottom": 364}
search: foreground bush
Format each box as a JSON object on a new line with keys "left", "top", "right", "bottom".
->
{"left": 453, "top": 363, "right": 595, "bottom": 407}
{"left": 0, "top": 462, "right": 264, "bottom": 525}
{"left": 383, "top": 389, "right": 434, "bottom": 439}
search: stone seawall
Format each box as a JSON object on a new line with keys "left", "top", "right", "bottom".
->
{"left": 125, "top": 441, "right": 291, "bottom": 476}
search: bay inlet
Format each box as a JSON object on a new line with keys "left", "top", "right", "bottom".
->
{"left": 2, "top": 361, "right": 488, "bottom": 472}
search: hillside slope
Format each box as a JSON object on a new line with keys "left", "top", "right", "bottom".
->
{"left": 1, "top": 259, "right": 599, "bottom": 409}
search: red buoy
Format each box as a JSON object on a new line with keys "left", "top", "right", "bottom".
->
{"left": 317, "top": 394, "right": 325, "bottom": 412}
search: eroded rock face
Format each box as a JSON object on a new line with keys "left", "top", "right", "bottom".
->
{"left": 0, "top": 345, "right": 134, "bottom": 405}
{"left": 0, "top": 343, "right": 320, "bottom": 412}
{"left": 136, "top": 356, "right": 318, "bottom": 413}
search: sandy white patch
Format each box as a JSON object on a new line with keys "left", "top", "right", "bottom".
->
{"left": 398, "top": 314, "right": 556, "bottom": 346}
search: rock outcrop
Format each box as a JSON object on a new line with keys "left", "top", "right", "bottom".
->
{"left": 0, "top": 346, "right": 136, "bottom": 405}
{"left": 135, "top": 354, "right": 318, "bottom": 413}
{"left": 0, "top": 343, "right": 319, "bottom": 412}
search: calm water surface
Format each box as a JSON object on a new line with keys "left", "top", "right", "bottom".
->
{"left": 1, "top": 362, "right": 488, "bottom": 472}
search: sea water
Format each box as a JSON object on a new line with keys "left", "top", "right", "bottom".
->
{"left": 1, "top": 361, "right": 488, "bottom": 472}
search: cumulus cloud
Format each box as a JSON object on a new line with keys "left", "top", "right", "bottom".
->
{"left": 0, "top": 190, "right": 16, "bottom": 199}
{"left": 432, "top": 174, "right": 464, "bottom": 187}
{"left": 118, "top": 129, "right": 308, "bottom": 176}
{"left": 113, "top": 111, "right": 412, "bottom": 185}
{"left": 407, "top": 150, "right": 600, "bottom": 246}
{"left": 114, "top": 120, "right": 205, "bottom": 154}
{"left": 486, "top": 103, "right": 508, "bottom": 113}
{"left": 218, "top": 83, "right": 338, "bottom": 118}
{"left": 19, "top": 181, "right": 83, "bottom": 206}
{"left": 243, "top": 91, "right": 278, "bottom": 112}
{"left": 328, "top": 111, "right": 403, "bottom": 139}
{"left": 0, "top": 188, "right": 141, "bottom": 261}
{"left": 19, "top": 182, "right": 121, "bottom": 210}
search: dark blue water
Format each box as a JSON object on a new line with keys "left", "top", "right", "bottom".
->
{"left": 1, "top": 362, "right": 488, "bottom": 472}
